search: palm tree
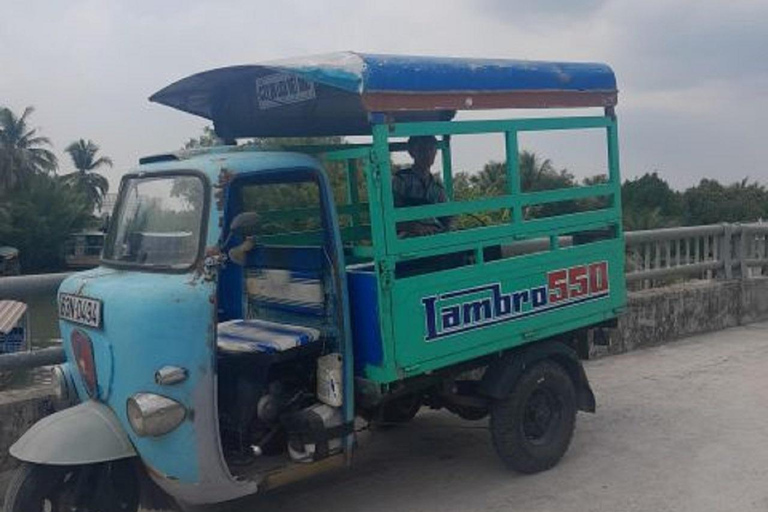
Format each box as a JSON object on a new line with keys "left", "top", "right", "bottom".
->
{"left": 519, "top": 150, "right": 560, "bottom": 192}
{"left": 0, "top": 106, "right": 57, "bottom": 194}
{"left": 468, "top": 151, "right": 573, "bottom": 196}
{"left": 470, "top": 161, "right": 507, "bottom": 196}
{"left": 62, "top": 139, "right": 112, "bottom": 210}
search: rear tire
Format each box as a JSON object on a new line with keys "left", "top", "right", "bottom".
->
{"left": 490, "top": 360, "right": 577, "bottom": 474}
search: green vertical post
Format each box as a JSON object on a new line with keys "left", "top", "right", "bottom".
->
{"left": 345, "top": 159, "right": 355, "bottom": 204}
{"left": 474, "top": 246, "right": 484, "bottom": 265}
{"left": 367, "top": 124, "right": 398, "bottom": 380}
{"left": 371, "top": 123, "right": 398, "bottom": 252}
{"left": 441, "top": 135, "right": 453, "bottom": 200}
{"left": 606, "top": 119, "right": 623, "bottom": 232}
{"left": 361, "top": 156, "right": 386, "bottom": 262}
{"left": 346, "top": 159, "right": 360, "bottom": 227}
{"left": 505, "top": 131, "right": 522, "bottom": 223}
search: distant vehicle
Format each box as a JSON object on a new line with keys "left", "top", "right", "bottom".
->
{"left": 0, "top": 246, "right": 20, "bottom": 276}
{"left": 64, "top": 231, "right": 105, "bottom": 269}
{"left": 0, "top": 300, "right": 30, "bottom": 388}
{"left": 6, "top": 53, "right": 626, "bottom": 511}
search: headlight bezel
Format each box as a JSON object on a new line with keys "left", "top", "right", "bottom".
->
{"left": 51, "top": 363, "right": 77, "bottom": 409}
{"left": 126, "top": 392, "right": 186, "bottom": 437}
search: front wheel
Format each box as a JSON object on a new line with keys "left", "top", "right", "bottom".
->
{"left": 4, "top": 460, "right": 140, "bottom": 512}
{"left": 490, "top": 360, "right": 577, "bottom": 474}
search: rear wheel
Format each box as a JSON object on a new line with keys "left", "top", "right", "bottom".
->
{"left": 490, "top": 360, "right": 577, "bottom": 474}
{"left": 4, "top": 460, "right": 140, "bottom": 512}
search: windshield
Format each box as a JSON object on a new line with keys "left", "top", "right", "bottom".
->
{"left": 103, "top": 174, "right": 206, "bottom": 269}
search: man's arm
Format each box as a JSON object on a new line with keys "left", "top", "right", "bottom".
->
{"left": 391, "top": 171, "right": 407, "bottom": 208}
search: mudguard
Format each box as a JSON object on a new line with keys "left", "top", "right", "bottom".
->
{"left": 479, "top": 340, "right": 596, "bottom": 413}
{"left": 10, "top": 400, "right": 136, "bottom": 464}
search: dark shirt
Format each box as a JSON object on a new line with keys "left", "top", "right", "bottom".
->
{"left": 392, "top": 167, "right": 453, "bottom": 235}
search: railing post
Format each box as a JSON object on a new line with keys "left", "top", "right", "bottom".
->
{"left": 739, "top": 224, "right": 749, "bottom": 279}
{"left": 723, "top": 223, "right": 733, "bottom": 280}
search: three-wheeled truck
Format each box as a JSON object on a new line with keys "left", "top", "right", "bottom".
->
{"left": 5, "top": 53, "right": 626, "bottom": 511}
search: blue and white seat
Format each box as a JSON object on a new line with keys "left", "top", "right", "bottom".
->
{"left": 217, "top": 319, "right": 321, "bottom": 354}
{"left": 217, "top": 245, "right": 327, "bottom": 355}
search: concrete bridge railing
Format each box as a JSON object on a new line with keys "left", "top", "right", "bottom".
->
{"left": 0, "top": 272, "right": 72, "bottom": 303}
{"left": 0, "top": 222, "right": 768, "bottom": 486}
{"left": 625, "top": 222, "right": 768, "bottom": 286}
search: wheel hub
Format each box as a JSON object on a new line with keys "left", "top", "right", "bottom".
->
{"left": 523, "top": 389, "right": 561, "bottom": 443}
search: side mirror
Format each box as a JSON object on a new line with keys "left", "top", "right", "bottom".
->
{"left": 229, "top": 212, "right": 260, "bottom": 236}
{"left": 228, "top": 237, "right": 256, "bottom": 266}
{"left": 222, "top": 212, "right": 260, "bottom": 264}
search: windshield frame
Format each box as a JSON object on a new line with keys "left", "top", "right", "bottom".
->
{"left": 101, "top": 169, "right": 211, "bottom": 273}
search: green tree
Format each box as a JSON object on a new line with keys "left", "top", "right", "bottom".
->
{"left": 682, "top": 178, "right": 768, "bottom": 225}
{"left": 242, "top": 136, "right": 354, "bottom": 232}
{"left": 0, "top": 106, "right": 57, "bottom": 194}
{"left": 455, "top": 151, "right": 575, "bottom": 200}
{"left": 623, "top": 207, "right": 666, "bottom": 231}
{"left": 468, "top": 161, "right": 506, "bottom": 196}
{"left": 183, "top": 126, "right": 223, "bottom": 149}
{"left": 621, "top": 172, "right": 681, "bottom": 229}
{"left": 181, "top": 128, "right": 356, "bottom": 233}
{"left": 61, "top": 139, "right": 112, "bottom": 211}
{"left": 451, "top": 151, "right": 576, "bottom": 225}
{"left": 2, "top": 174, "right": 92, "bottom": 272}
{"left": 519, "top": 151, "right": 575, "bottom": 193}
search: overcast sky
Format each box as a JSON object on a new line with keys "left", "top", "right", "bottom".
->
{"left": 2, "top": 0, "right": 767, "bottom": 191}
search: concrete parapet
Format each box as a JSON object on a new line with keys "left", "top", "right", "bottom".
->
{"left": 0, "top": 377, "right": 56, "bottom": 474}
{"left": 596, "top": 277, "right": 768, "bottom": 356}
{"left": 739, "top": 277, "right": 768, "bottom": 325}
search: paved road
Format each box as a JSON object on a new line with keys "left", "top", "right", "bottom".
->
{"left": 218, "top": 322, "right": 768, "bottom": 512}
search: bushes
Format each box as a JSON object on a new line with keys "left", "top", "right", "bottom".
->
{"left": 0, "top": 175, "right": 92, "bottom": 273}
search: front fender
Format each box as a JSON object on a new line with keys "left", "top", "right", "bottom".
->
{"left": 10, "top": 400, "right": 136, "bottom": 465}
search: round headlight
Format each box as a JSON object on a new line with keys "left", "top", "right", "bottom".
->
{"left": 51, "top": 364, "right": 76, "bottom": 408}
{"left": 126, "top": 393, "right": 186, "bottom": 437}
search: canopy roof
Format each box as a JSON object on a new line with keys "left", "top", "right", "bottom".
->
{"left": 150, "top": 52, "right": 617, "bottom": 138}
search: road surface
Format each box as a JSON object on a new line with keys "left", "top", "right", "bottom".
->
{"left": 219, "top": 322, "right": 768, "bottom": 512}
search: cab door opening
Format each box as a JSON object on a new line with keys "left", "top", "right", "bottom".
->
{"left": 214, "top": 167, "right": 350, "bottom": 477}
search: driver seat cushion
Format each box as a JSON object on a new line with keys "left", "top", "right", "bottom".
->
{"left": 217, "top": 319, "right": 321, "bottom": 354}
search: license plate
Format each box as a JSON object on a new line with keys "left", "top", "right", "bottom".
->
{"left": 59, "top": 293, "right": 102, "bottom": 328}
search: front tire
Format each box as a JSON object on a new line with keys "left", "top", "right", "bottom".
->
{"left": 490, "top": 360, "right": 577, "bottom": 474}
{"left": 4, "top": 460, "right": 140, "bottom": 512}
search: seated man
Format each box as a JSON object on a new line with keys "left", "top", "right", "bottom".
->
{"left": 392, "top": 135, "right": 453, "bottom": 237}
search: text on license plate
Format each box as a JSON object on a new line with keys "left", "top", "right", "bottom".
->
{"left": 59, "top": 293, "right": 102, "bottom": 328}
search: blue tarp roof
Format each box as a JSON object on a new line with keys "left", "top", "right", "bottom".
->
{"left": 150, "top": 52, "right": 617, "bottom": 138}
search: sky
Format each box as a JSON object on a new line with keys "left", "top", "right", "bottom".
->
{"left": 2, "top": 0, "right": 767, "bottom": 191}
